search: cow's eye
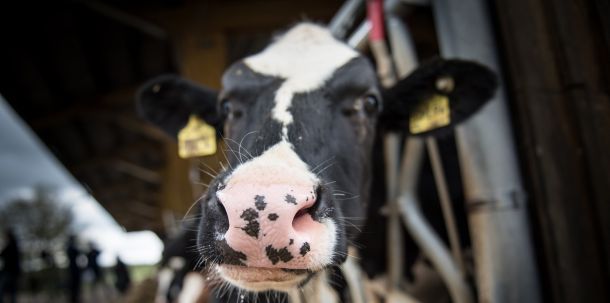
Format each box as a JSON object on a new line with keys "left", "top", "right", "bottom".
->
{"left": 221, "top": 99, "right": 232, "bottom": 115}
{"left": 363, "top": 95, "right": 380, "bottom": 114}
{"left": 221, "top": 99, "right": 242, "bottom": 120}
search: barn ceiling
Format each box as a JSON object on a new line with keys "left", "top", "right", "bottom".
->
{"left": 0, "top": 0, "right": 176, "bottom": 232}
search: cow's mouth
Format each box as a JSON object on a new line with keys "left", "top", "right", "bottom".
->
{"left": 217, "top": 265, "right": 312, "bottom": 291}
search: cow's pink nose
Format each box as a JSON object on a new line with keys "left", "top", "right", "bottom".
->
{"left": 217, "top": 183, "right": 329, "bottom": 269}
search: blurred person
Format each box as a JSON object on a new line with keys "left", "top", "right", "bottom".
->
{"left": 40, "top": 249, "right": 55, "bottom": 269}
{"left": 86, "top": 242, "right": 102, "bottom": 284}
{"left": 0, "top": 229, "right": 21, "bottom": 303}
{"left": 114, "top": 256, "right": 131, "bottom": 295}
{"left": 66, "top": 235, "right": 82, "bottom": 303}
{"left": 86, "top": 242, "right": 106, "bottom": 303}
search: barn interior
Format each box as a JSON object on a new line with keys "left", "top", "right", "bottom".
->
{"left": 0, "top": 0, "right": 608, "bottom": 302}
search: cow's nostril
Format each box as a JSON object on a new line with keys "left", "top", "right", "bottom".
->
{"left": 292, "top": 206, "right": 312, "bottom": 231}
{"left": 216, "top": 198, "right": 228, "bottom": 221}
{"left": 295, "top": 207, "right": 309, "bottom": 220}
{"left": 292, "top": 185, "right": 325, "bottom": 230}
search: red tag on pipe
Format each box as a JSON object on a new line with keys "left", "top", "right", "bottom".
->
{"left": 367, "top": 0, "right": 385, "bottom": 41}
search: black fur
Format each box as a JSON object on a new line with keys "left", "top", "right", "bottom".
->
{"left": 381, "top": 58, "right": 498, "bottom": 136}
{"left": 136, "top": 74, "right": 221, "bottom": 137}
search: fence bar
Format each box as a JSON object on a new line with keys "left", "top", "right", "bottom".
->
{"left": 329, "top": 0, "right": 365, "bottom": 39}
{"left": 432, "top": 0, "right": 542, "bottom": 302}
{"left": 388, "top": 10, "right": 473, "bottom": 303}
{"left": 397, "top": 139, "right": 474, "bottom": 303}
{"left": 425, "top": 138, "right": 465, "bottom": 273}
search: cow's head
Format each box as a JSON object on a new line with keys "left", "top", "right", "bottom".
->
{"left": 137, "top": 23, "right": 496, "bottom": 293}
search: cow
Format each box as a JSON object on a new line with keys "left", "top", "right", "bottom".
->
{"left": 136, "top": 22, "right": 497, "bottom": 302}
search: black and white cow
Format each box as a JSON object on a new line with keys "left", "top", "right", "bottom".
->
{"left": 137, "top": 23, "right": 497, "bottom": 302}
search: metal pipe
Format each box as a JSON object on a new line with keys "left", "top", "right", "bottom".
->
{"left": 366, "top": 0, "right": 404, "bottom": 290}
{"left": 384, "top": 133, "right": 404, "bottom": 289}
{"left": 345, "top": 3, "right": 475, "bottom": 301}
{"left": 347, "top": 21, "right": 371, "bottom": 50}
{"left": 329, "top": 0, "right": 365, "bottom": 39}
{"left": 386, "top": 15, "right": 418, "bottom": 76}
{"left": 432, "top": 0, "right": 542, "bottom": 302}
{"left": 388, "top": 17, "right": 463, "bottom": 269}
{"left": 388, "top": 12, "right": 473, "bottom": 303}
{"left": 397, "top": 138, "right": 474, "bottom": 303}
{"left": 397, "top": 138, "right": 424, "bottom": 192}
{"left": 426, "top": 138, "right": 465, "bottom": 273}
{"left": 399, "top": 193, "right": 474, "bottom": 303}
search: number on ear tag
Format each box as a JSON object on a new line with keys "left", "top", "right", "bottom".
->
{"left": 178, "top": 115, "right": 217, "bottom": 158}
{"left": 409, "top": 94, "right": 451, "bottom": 134}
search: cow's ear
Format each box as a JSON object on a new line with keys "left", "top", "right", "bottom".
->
{"left": 380, "top": 58, "right": 498, "bottom": 136}
{"left": 136, "top": 74, "right": 221, "bottom": 138}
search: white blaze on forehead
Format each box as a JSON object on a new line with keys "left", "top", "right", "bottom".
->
{"left": 244, "top": 23, "right": 359, "bottom": 138}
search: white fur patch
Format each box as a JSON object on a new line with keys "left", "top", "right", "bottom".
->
{"left": 244, "top": 23, "right": 358, "bottom": 138}
{"left": 319, "top": 218, "right": 337, "bottom": 269}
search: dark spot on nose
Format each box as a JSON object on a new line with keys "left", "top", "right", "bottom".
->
{"left": 265, "top": 245, "right": 294, "bottom": 265}
{"left": 289, "top": 239, "right": 294, "bottom": 245}
{"left": 240, "top": 208, "right": 258, "bottom": 221}
{"left": 255, "top": 195, "right": 266, "bottom": 210}
{"left": 217, "top": 239, "right": 247, "bottom": 266}
{"left": 299, "top": 242, "right": 310, "bottom": 256}
{"left": 285, "top": 194, "right": 297, "bottom": 205}
{"left": 240, "top": 208, "right": 260, "bottom": 238}
{"left": 268, "top": 213, "right": 279, "bottom": 221}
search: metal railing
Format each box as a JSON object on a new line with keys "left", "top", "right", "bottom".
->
{"left": 331, "top": 1, "right": 541, "bottom": 302}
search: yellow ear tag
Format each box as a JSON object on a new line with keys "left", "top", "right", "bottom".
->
{"left": 409, "top": 94, "right": 451, "bottom": 134}
{"left": 178, "top": 115, "right": 217, "bottom": 158}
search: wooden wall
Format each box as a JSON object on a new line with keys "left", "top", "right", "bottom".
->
{"left": 492, "top": 0, "right": 610, "bottom": 301}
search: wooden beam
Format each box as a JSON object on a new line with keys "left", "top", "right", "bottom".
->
{"left": 93, "top": 185, "right": 162, "bottom": 202}
{"left": 30, "top": 107, "right": 171, "bottom": 143}
{"left": 112, "top": 159, "right": 162, "bottom": 184}
{"left": 71, "top": 157, "right": 162, "bottom": 184}
{"left": 74, "top": 0, "right": 168, "bottom": 40}
{"left": 494, "top": 0, "right": 610, "bottom": 301}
